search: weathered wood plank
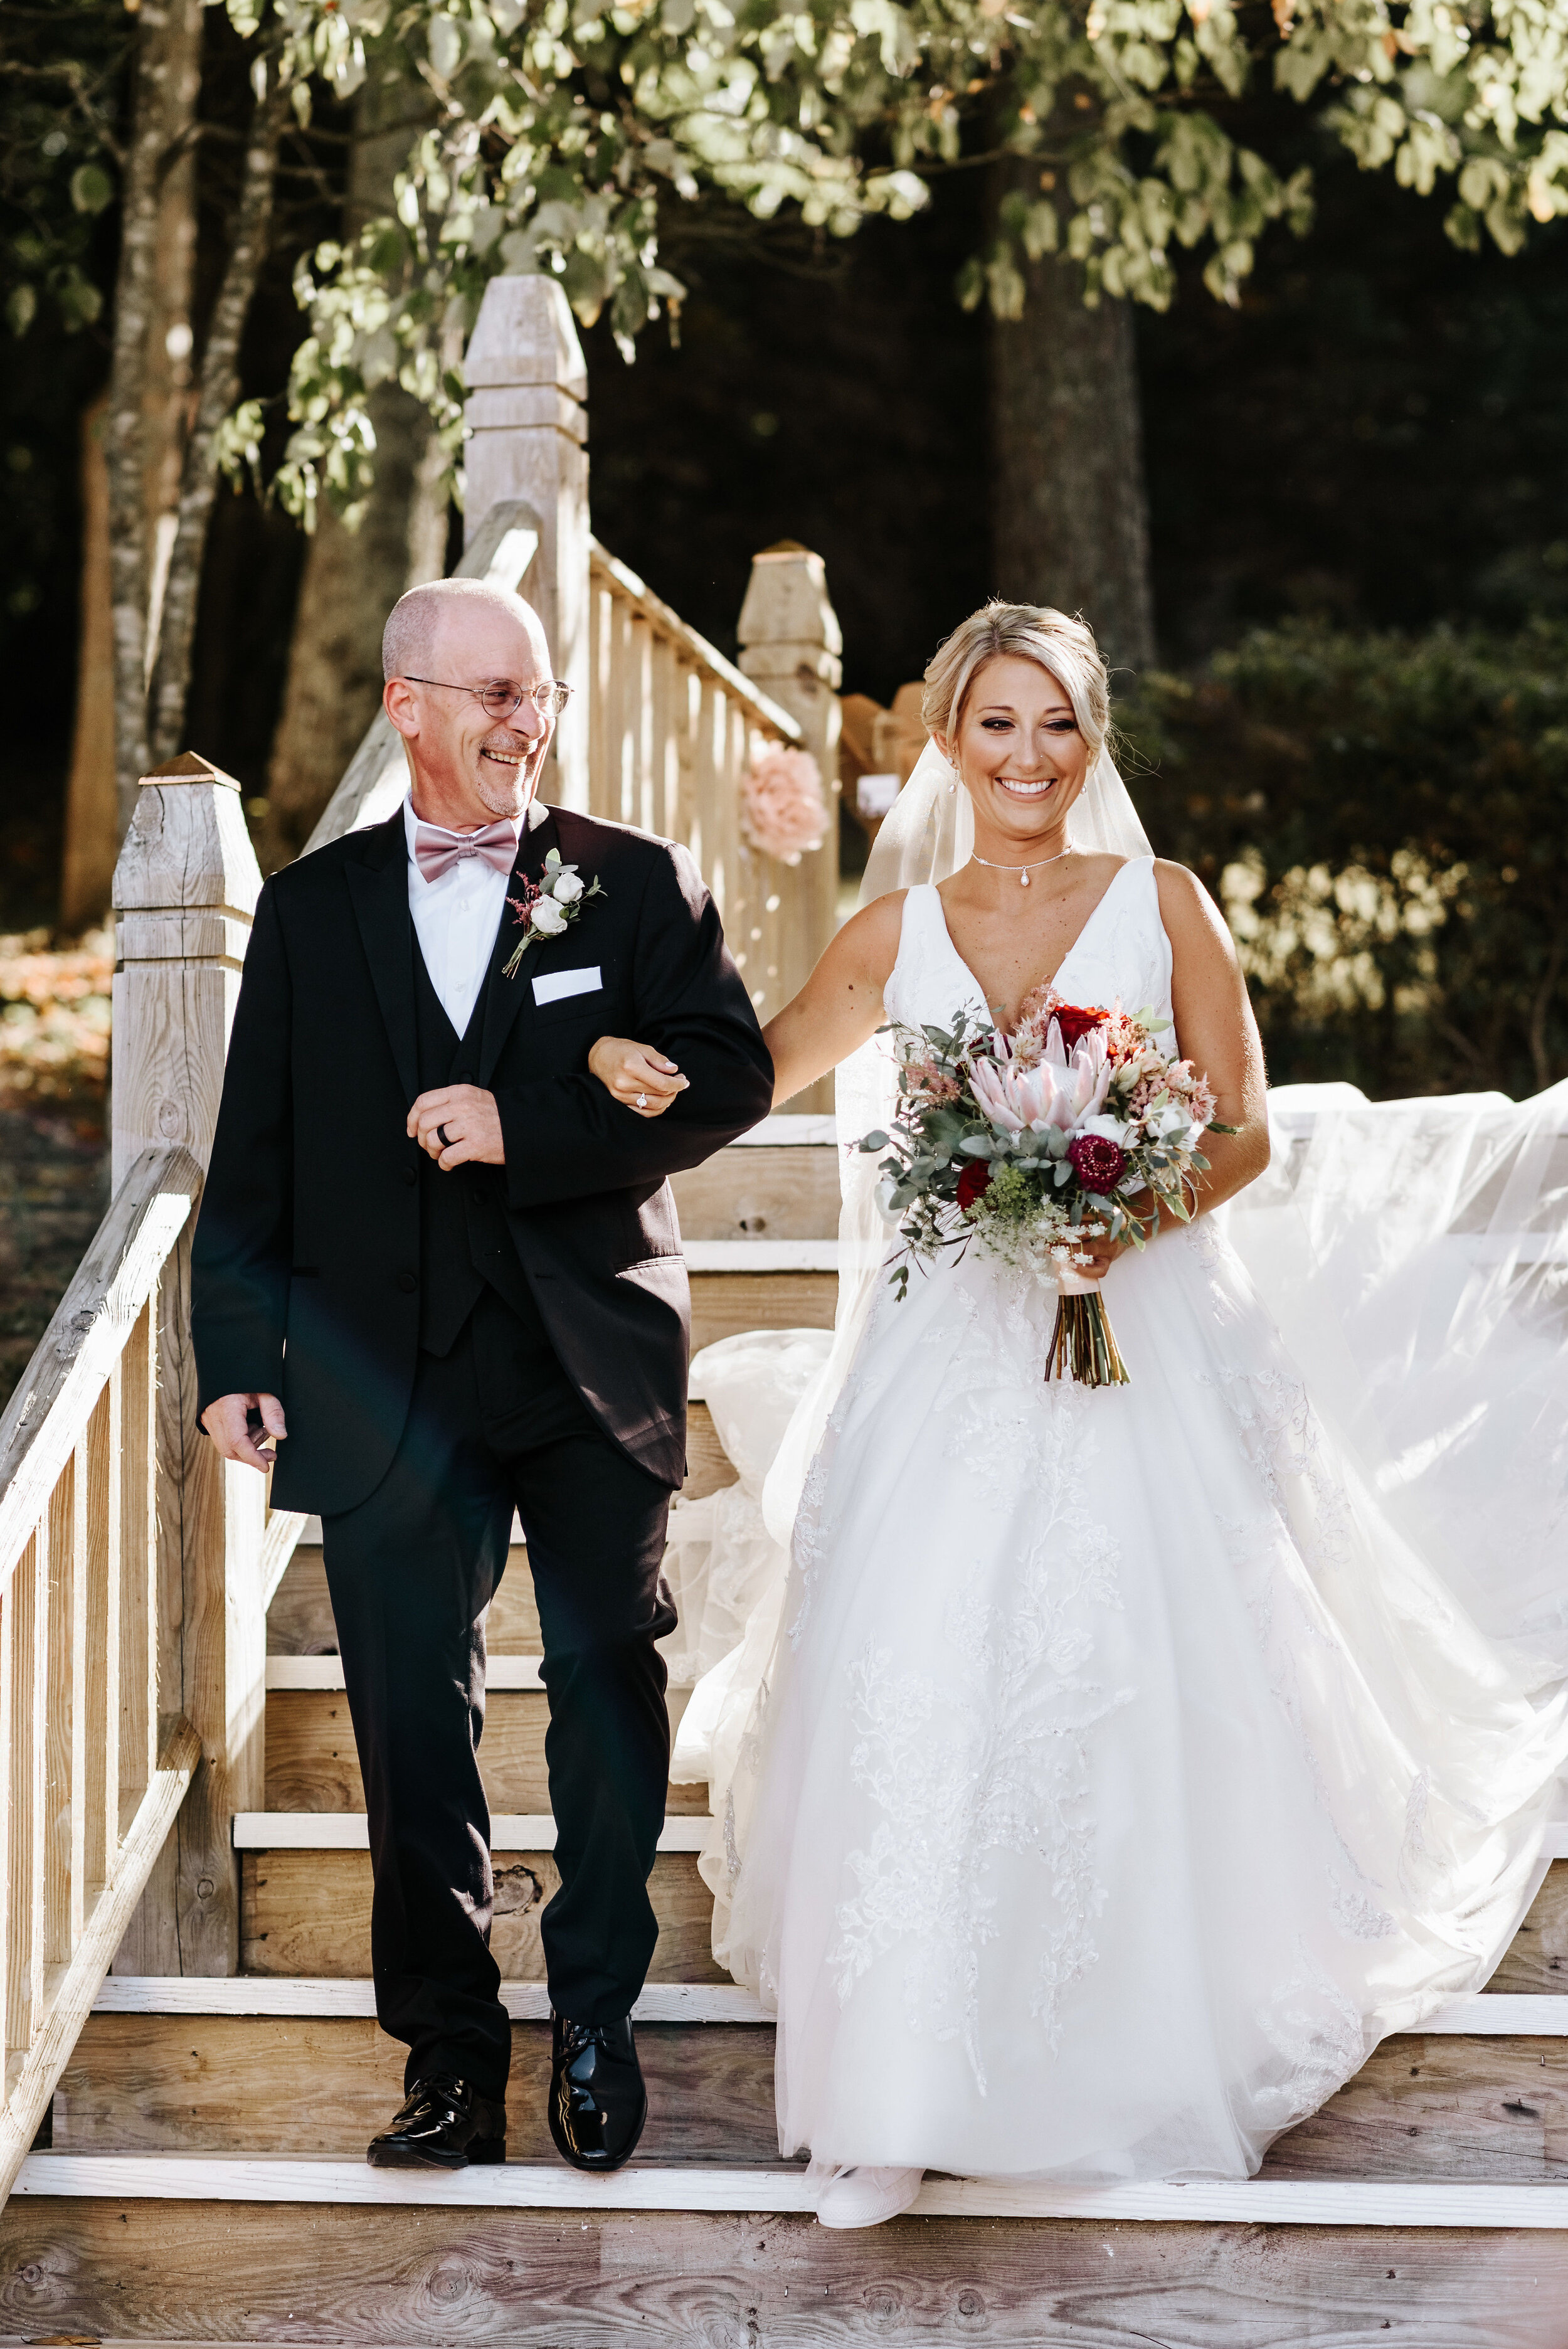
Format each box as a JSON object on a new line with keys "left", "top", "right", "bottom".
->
{"left": 263, "top": 1686, "right": 703, "bottom": 1816}
{"left": 53, "top": 2015, "right": 785, "bottom": 2164}
{"left": 1490, "top": 1861, "right": 1568, "bottom": 1995}
{"left": 690, "top": 1271, "right": 838, "bottom": 1352}
{"left": 241, "top": 1849, "right": 726, "bottom": 1984}
{"left": 267, "top": 1549, "right": 543, "bottom": 1658}
{"left": 670, "top": 1147, "right": 840, "bottom": 1243}
{"left": 5, "top": 2201, "right": 1568, "bottom": 2346}
{"left": 46, "top": 2015, "right": 1568, "bottom": 2180}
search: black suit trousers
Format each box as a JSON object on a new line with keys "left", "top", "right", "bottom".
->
{"left": 320, "top": 1286, "right": 676, "bottom": 2098}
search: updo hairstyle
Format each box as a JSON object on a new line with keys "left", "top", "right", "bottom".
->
{"left": 921, "top": 602, "right": 1110, "bottom": 763}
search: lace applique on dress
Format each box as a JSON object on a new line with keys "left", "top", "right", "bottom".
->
{"left": 825, "top": 1393, "right": 1133, "bottom": 2092}
{"left": 1254, "top": 1938, "right": 1369, "bottom": 2127}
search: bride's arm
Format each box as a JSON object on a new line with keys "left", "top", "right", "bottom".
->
{"left": 761, "top": 892, "right": 906, "bottom": 1108}
{"left": 1078, "top": 863, "right": 1270, "bottom": 1274}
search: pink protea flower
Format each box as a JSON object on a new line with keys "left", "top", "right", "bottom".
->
{"left": 740, "top": 746, "right": 829, "bottom": 864}
{"left": 970, "top": 1022, "right": 1113, "bottom": 1133}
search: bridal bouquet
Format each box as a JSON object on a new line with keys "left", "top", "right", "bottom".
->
{"left": 857, "top": 989, "right": 1232, "bottom": 1386}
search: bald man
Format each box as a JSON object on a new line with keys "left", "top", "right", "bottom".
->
{"left": 192, "top": 580, "right": 773, "bottom": 2175}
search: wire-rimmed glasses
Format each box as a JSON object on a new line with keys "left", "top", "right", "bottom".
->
{"left": 401, "top": 675, "right": 573, "bottom": 720}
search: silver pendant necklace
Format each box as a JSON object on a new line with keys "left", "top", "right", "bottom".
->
{"left": 971, "top": 845, "right": 1073, "bottom": 889}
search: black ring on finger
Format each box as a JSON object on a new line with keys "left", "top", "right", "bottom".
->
{"left": 437, "top": 1123, "right": 453, "bottom": 1148}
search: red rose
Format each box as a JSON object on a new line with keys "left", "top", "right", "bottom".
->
{"left": 1067, "top": 1133, "right": 1128, "bottom": 1193}
{"left": 1052, "top": 1002, "right": 1109, "bottom": 1050}
{"left": 956, "top": 1159, "right": 993, "bottom": 1211}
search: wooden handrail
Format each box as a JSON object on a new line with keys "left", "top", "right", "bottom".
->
{"left": 587, "top": 541, "right": 802, "bottom": 745}
{"left": 0, "top": 1147, "right": 202, "bottom": 1588}
{"left": 0, "top": 1147, "right": 208, "bottom": 2208}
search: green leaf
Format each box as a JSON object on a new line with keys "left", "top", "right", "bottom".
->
{"left": 5, "top": 284, "right": 37, "bottom": 338}
{"left": 70, "top": 163, "right": 114, "bottom": 216}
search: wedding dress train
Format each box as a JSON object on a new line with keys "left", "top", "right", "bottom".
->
{"left": 694, "top": 861, "right": 1568, "bottom": 2185}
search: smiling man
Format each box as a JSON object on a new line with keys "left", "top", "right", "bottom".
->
{"left": 191, "top": 577, "right": 773, "bottom": 2180}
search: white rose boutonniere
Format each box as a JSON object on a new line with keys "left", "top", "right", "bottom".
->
{"left": 502, "top": 849, "right": 606, "bottom": 978}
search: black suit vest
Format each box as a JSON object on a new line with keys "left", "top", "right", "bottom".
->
{"left": 411, "top": 935, "right": 541, "bottom": 1355}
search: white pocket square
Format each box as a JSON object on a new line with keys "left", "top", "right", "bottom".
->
{"left": 532, "top": 965, "right": 603, "bottom": 1007}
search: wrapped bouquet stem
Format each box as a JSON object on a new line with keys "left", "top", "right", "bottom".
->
{"left": 859, "top": 986, "right": 1233, "bottom": 1389}
{"left": 1048, "top": 1261, "right": 1130, "bottom": 1387}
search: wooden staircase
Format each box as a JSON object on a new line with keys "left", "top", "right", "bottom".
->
{"left": 7, "top": 1120, "right": 1568, "bottom": 2345}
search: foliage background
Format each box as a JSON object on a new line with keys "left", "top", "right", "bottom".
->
{"left": 3, "top": 56, "right": 1567, "bottom": 1102}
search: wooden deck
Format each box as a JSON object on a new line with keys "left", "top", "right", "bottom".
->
{"left": 8, "top": 1125, "right": 1568, "bottom": 2346}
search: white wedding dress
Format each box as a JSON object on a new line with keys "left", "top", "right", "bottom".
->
{"left": 701, "top": 858, "right": 1568, "bottom": 2184}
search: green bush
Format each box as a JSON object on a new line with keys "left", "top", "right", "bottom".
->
{"left": 1117, "top": 620, "right": 1568, "bottom": 1101}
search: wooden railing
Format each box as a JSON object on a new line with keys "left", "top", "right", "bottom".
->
{"left": 586, "top": 541, "right": 820, "bottom": 1029}
{"left": 0, "top": 1146, "right": 204, "bottom": 2198}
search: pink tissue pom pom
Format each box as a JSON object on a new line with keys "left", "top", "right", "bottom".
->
{"left": 741, "top": 745, "right": 829, "bottom": 865}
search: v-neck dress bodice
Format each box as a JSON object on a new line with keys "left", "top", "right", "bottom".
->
{"left": 702, "top": 862, "right": 1565, "bottom": 2190}
{"left": 885, "top": 859, "right": 1172, "bottom": 1041}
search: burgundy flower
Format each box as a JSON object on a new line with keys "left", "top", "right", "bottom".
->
{"left": 1052, "top": 1002, "right": 1109, "bottom": 1051}
{"left": 1067, "top": 1133, "right": 1128, "bottom": 1194}
{"left": 956, "top": 1159, "right": 993, "bottom": 1211}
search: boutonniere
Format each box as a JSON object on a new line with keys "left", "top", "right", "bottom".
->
{"left": 502, "top": 849, "right": 606, "bottom": 980}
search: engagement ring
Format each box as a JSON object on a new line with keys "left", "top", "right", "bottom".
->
{"left": 635, "top": 1092, "right": 649, "bottom": 1110}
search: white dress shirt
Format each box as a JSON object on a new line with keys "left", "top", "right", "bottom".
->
{"left": 403, "top": 796, "right": 522, "bottom": 1038}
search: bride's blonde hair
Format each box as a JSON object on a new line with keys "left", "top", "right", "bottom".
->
{"left": 921, "top": 602, "right": 1110, "bottom": 758}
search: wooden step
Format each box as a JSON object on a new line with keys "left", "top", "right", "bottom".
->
{"left": 670, "top": 1138, "right": 840, "bottom": 1240}
{"left": 262, "top": 1684, "right": 706, "bottom": 1814}
{"left": 52, "top": 2015, "right": 788, "bottom": 2164}
{"left": 241, "top": 1850, "right": 724, "bottom": 1982}
{"left": 80, "top": 1978, "right": 1568, "bottom": 2036}
{"left": 690, "top": 1269, "right": 837, "bottom": 1350}
{"left": 14, "top": 2155, "right": 1568, "bottom": 2223}
{"left": 45, "top": 2003, "right": 1568, "bottom": 2180}
{"left": 7, "top": 2190, "right": 1566, "bottom": 2346}
{"left": 265, "top": 1398, "right": 734, "bottom": 1660}
{"left": 43, "top": 2012, "right": 1568, "bottom": 2181}
{"left": 91, "top": 1978, "right": 768, "bottom": 2021}
{"left": 234, "top": 1813, "right": 711, "bottom": 1851}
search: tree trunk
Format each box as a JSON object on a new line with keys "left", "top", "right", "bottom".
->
{"left": 989, "top": 170, "right": 1157, "bottom": 677}
{"left": 148, "top": 76, "right": 288, "bottom": 766}
{"left": 104, "top": 0, "right": 203, "bottom": 835}
{"left": 255, "top": 74, "right": 447, "bottom": 874}
{"left": 60, "top": 397, "right": 117, "bottom": 931}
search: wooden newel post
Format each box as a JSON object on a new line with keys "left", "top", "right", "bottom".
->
{"left": 110, "top": 753, "right": 265, "bottom": 1974}
{"left": 738, "top": 544, "right": 842, "bottom": 1106}
{"left": 464, "top": 275, "right": 590, "bottom": 814}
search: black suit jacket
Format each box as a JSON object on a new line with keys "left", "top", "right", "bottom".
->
{"left": 191, "top": 803, "right": 775, "bottom": 1512}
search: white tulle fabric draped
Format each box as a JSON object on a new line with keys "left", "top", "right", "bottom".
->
{"left": 675, "top": 812, "right": 1568, "bottom": 2183}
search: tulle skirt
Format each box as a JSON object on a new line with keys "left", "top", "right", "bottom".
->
{"left": 709, "top": 1215, "right": 1567, "bottom": 2182}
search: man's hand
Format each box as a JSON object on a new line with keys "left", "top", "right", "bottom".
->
{"left": 202, "top": 1392, "right": 287, "bottom": 1472}
{"left": 587, "top": 1036, "right": 689, "bottom": 1117}
{"left": 408, "top": 1084, "right": 506, "bottom": 1169}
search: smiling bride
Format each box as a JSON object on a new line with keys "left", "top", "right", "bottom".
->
{"left": 595, "top": 599, "right": 1568, "bottom": 2230}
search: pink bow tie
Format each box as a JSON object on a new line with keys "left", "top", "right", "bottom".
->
{"left": 413, "top": 819, "right": 518, "bottom": 884}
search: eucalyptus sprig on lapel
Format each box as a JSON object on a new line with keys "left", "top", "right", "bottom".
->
{"left": 502, "top": 849, "right": 606, "bottom": 980}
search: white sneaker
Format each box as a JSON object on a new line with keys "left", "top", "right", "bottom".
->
{"left": 814, "top": 2166, "right": 923, "bottom": 2229}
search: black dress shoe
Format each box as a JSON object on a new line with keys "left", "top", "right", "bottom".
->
{"left": 366, "top": 2076, "right": 507, "bottom": 2169}
{"left": 548, "top": 2012, "right": 647, "bottom": 2171}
